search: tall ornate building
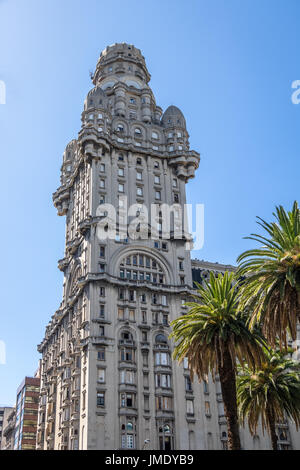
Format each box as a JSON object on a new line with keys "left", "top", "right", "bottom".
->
{"left": 37, "top": 43, "right": 299, "bottom": 450}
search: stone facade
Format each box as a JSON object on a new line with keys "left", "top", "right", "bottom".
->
{"left": 2, "top": 408, "right": 16, "bottom": 450}
{"left": 0, "top": 407, "right": 14, "bottom": 450}
{"left": 37, "top": 43, "right": 300, "bottom": 450}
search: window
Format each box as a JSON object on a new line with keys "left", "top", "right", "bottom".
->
{"left": 142, "top": 352, "right": 148, "bottom": 366}
{"left": 155, "top": 191, "right": 161, "bottom": 200}
{"left": 130, "top": 97, "right": 136, "bottom": 104}
{"left": 141, "top": 311, "right": 147, "bottom": 323}
{"left": 185, "top": 376, "right": 193, "bottom": 392}
{"left": 134, "top": 127, "right": 141, "bottom": 135}
{"left": 179, "top": 260, "right": 184, "bottom": 270}
{"left": 186, "top": 400, "right": 194, "bottom": 415}
{"left": 118, "top": 154, "right": 124, "bottom": 161}
{"left": 99, "top": 246, "right": 105, "bottom": 258}
{"left": 174, "top": 193, "right": 179, "bottom": 203}
{"left": 155, "top": 374, "right": 171, "bottom": 388}
{"left": 168, "top": 132, "right": 173, "bottom": 138}
{"left": 120, "top": 370, "right": 134, "bottom": 384}
{"left": 136, "top": 171, "right": 142, "bottom": 180}
{"left": 129, "top": 309, "right": 135, "bottom": 321}
{"left": 99, "top": 326, "right": 105, "bottom": 336}
{"left": 136, "top": 187, "right": 143, "bottom": 197}
{"left": 117, "top": 124, "right": 124, "bottom": 132}
{"left": 177, "top": 132, "right": 182, "bottom": 138}
{"left": 154, "top": 161, "right": 159, "bottom": 168}
{"left": 203, "top": 380, "right": 209, "bottom": 394}
{"left": 118, "top": 167, "right": 125, "bottom": 177}
{"left": 98, "top": 113, "right": 103, "bottom": 119}
{"left": 152, "top": 131, "right": 159, "bottom": 139}
{"left": 121, "top": 393, "right": 134, "bottom": 408}
{"left": 99, "top": 304, "right": 105, "bottom": 318}
{"left": 100, "top": 179, "right": 105, "bottom": 188}
{"left": 120, "top": 348, "right": 134, "bottom": 362}
{"left": 156, "top": 396, "right": 172, "bottom": 411}
{"left": 154, "top": 175, "right": 160, "bottom": 184}
{"left": 118, "top": 183, "right": 124, "bottom": 192}
{"left": 118, "top": 308, "right": 124, "bottom": 320}
{"left": 137, "top": 157, "right": 142, "bottom": 165}
{"left": 100, "top": 163, "right": 105, "bottom": 172}
{"left": 178, "top": 145, "right": 183, "bottom": 150}
{"left": 172, "top": 179, "right": 177, "bottom": 187}
{"left": 162, "top": 295, "right": 167, "bottom": 306}
{"left": 97, "top": 392, "right": 105, "bottom": 407}
{"left": 205, "top": 401, "right": 211, "bottom": 416}
{"left": 183, "top": 357, "right": 189, "bottom": 369}
{"left": 99, "top": 263, "right": 105, "bottom": 273}
{"left": 97, "top": 348, "right": 105, "bottom": 361}
{"left": 98, "top": 369, "right": 105, "bottom": 383}
{"left": 155, "top": 352, "right": 170, "bottom": 366}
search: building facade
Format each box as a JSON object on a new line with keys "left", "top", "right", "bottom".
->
{"left": 2, "top": 408, "right": 16, "bottom": 450}
{"left": 36, "top": 43, "right": 299, "bottom": 450}
{"left": 0, "top": 407, "right": 14, "bottom": 450}
{"left": 13, "top": 377, "right": 40, "bottom": 450}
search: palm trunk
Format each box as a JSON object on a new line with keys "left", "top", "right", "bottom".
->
{"left": 266, "top": 407, "right": 278, "bottom": 450}
{"left": 217, "top": 344, "right": 241, "bottom": 450}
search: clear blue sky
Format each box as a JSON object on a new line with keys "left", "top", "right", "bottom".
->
{"left": 0, "top": 0, "right": 299, "bottom": 405}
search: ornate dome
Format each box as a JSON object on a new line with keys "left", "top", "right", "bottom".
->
{"left": 85, "top": 86, "right": 107, "bottom": 109}
{"left": 161, "top": 105, "right": 186, "bottom": 129}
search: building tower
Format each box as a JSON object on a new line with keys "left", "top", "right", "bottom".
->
{"left": 37, "top": 43, "right": 200, "bottom": 450}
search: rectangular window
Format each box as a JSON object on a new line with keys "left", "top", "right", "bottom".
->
{"left": 100, "top": 163, "right": 105, "bottom": 172}
{"left": 136, "top": 171, "right": 142, "bottom": 180}
{"left": 98, "top": 369, "right": 105, "bottom": 383}
{"left": 118, "top": 167, "right": 124, "bottom": 177}
{"left": 97, "top": 349, "right": 105, "bottom": 361}
{"left": 99, "top": 263, "right": 105, "bottom": 273}
{"left": 129, "top": 309, "right": 135, "bottom": 321}
{"left": 100, "top": 246, "right": 105, "bottom": 258}
{"left": 118, "top": 183, "right": 124, "bottom": 192}
{"left": 205, "top": 401, "right": 211, "bottom": 416}
{"left": 118, "top": 308, "right": 124, "bottom": 320}
{"left": 97, "top": 392, "right": 105, "bottom": 407}
{"left": 100, "top": 287, "right": 105, "bottom": 297}
{"left": 141, "top": 311, "right": 147, "bottom": 323}
{"left": 185, "top": 376, "right": 193, "bottom": 392}
{"left": 99, "top": 304, "right": 105, "bottom": 318}
{"left": 186, "top": 400, "right": 194, "bottom": 415}
{"left": 155, "top": 191, "right": 161, "bottom": 200}
{"left": 154, "top": 175, "right": 160, "bottom": 184}
{"left": 99, "top": 326, "right": 105, "bottom": 336}
{"left": 137, "top": 187, "right": 143, "bottom": 197}
{"left": 100, "top": 179, "right": 105, "bottom": 188}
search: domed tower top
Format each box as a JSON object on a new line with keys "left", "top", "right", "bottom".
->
{"left": 161, "top": 105, "right": 186, "bottom": 129}
{"left": 92, "top": 43, "right": 151, "bottom": 89}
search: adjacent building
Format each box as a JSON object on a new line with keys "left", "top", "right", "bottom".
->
{"left": 13, "top": 377, "right": 40, "bottom": 450}
{"left": 36, "top": 43, "right": 300, "bottom": 450}
{"left": 0, "top": 407, "right": 14, "bottom": 450}
{"left": 2, "top": 408, "right": 16, "bottom": 450}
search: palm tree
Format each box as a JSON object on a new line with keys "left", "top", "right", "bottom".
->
{"left": 237, "top": 348, "right": 300, "bottom": 450}
{"left": 237, "top": 201, "right": 300, "bottom": 348}
{"left": 170, "top": 271, "right": 265, "bottom": 450}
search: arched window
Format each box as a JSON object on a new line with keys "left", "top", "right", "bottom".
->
{"left": 118, "top": 253, "right": 166, "bottom": 285}
{"left": 155, "top": 334, "right": 168, "bottom": 344}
